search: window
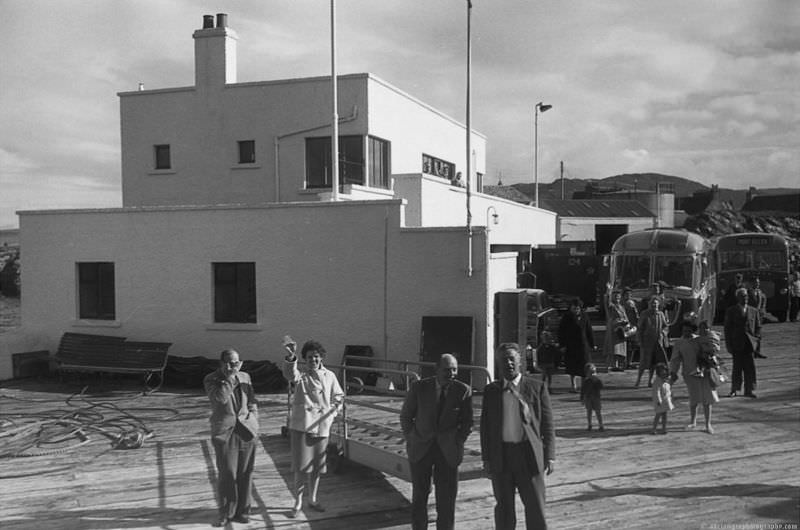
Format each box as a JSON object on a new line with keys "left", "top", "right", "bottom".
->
{"left": 422, "top": 154, "right": 454, "bottom": 181}
{"left": 368, "top": 136, "right": 390, "bottom": 189}
{"left": 614, "top": 255, "right": 650, "bottom": 289}
{"left": 719, "top": 251, "right": 749, "bottom": 272}
{"left": 238, "top": 140, "right": 255, "bottom": 164}
{"left": 306, "top": 136, "right": 364, "bottom": 188}
{"left": 154, "top": 144, "right": 171, "bottom": 170}
{"left": 78, "top": 262, "right": 115, "bottom": 320}
{"left": 654, "top": 255, "right": 694, "bottom": 289}
{"left": 213, "top": 262, "right": 257, "bottom": 323}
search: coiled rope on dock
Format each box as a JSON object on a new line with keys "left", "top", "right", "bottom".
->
{"left": 0, "top": 386, "right": 179, "bottom": 458}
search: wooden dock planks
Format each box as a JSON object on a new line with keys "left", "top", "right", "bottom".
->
{"left": 0, "top": 321, "right": 798, "bottom": 529}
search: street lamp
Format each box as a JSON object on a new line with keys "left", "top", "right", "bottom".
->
{"left": 534, "top": 101, "right": 552, "bottom": 208}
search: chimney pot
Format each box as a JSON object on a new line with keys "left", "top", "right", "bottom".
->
{"left": 202, "top": 15, "right": 214, "bottom": 29}
{"left": 216, "top": 13, "right": 228, "bottom": 28}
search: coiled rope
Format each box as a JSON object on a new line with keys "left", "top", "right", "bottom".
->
{"left": 0, "top": 386, "right": 179, "bottom": 459}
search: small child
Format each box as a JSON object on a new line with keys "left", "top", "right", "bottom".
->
{"left": 536, "top": 331, "right": 560, "bottom": 393}
{"left": 580, "top": 363, "right": 604, "bottom": 431}
{"left": 652, "top": 363, "right": 674, "bottom": 434}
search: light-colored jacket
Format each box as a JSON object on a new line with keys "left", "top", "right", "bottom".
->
{"left": 283, "top": 359, "right": 344, "bottom": 437}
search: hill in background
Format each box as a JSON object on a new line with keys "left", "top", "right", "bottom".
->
{"left": 506, "top": 172, "right": 796, "bottom": 204}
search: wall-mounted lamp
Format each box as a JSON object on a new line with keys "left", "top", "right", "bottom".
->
{"left": 486, "top": 206, "right": 499, "bottom": 231}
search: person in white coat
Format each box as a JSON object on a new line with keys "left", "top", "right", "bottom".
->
{"left": 283, "top": 339, "right": 344, "bottom": 518}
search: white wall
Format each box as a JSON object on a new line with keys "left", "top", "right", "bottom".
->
{"left": 393, "top": 174, "right": 557, "bottom": 246}
{"left": 367, "top": 77, "right": 486, "bottom": 180}
{"left": 120, "top": 76, "right": 368, "bottom": 207}
{"left": 120, "top": 74, "right": 488, "bottom": 210}
{"left": 558, "top": 217, "right": 654, "bottom": 242}
{"left": 12, "top": 201, "right": 509, "bottom": 380}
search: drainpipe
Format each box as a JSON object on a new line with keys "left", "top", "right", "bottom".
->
{"left": 273, "top": 105, "right": 358, "bottom": 202}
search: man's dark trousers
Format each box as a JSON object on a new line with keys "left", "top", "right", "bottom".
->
{"left": 212, "top": 422, "right": 256, "bottom": 520}
{"left": 409, "top": 441, "right": 458, "bottom": 530}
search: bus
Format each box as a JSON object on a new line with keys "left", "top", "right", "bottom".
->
{"left": 714, "top": 233, "right": 791, "bottom": 322}
{"left": 609, "top": 229, "right": 715, "bottom": 339}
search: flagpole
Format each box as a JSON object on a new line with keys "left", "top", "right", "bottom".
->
{"left": 466, "top": 0, "right": 473, "bottom": 277}
{"left": 330, "top": 0, "right": 339, "bottom": 200}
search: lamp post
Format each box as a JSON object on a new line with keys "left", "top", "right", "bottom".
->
{"left": 533, "top": 101, "right": 552, "bottom": 208}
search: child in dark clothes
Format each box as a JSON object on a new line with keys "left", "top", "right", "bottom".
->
{"left": 580, "top": 363, "right": 604, "bottom": 431}
{"left": 536, "top": 331, "right": 559, "bottom": 392}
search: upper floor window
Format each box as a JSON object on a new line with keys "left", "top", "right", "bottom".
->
{"left": 154, "top": 144, "right": 171, "bottom": 170}
{"left": 306, "top": 136, "right": 364, "bottom": 188}
{"left": 422, "top": 154, "right": 454, "bottom": 181}
{"left": 368, "top": 136, "right": 390, "bottom": 189}
{"left": 238, "top": 140, "right": 256, "bottom": 164}
{"left": 213, "top": 262, "right": 257, "bottom": 323}
{"left": 77, "top": 262, "right": 116, "bottom": 320}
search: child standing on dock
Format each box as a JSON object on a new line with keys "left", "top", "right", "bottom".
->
{"left": 536, "top": 331, "right": 559, "bottom": 393}
{"left": 651, "top": 363, "right": 674, "bottom": 434}
{"left": 581, "top": 363, "right": 604, "bottom": 431}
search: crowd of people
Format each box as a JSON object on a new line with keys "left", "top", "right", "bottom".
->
{"left": 201, "top": 275, "right": 777, "bottom": 528}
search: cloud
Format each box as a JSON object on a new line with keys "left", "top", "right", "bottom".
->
{"left": 1, "top": 0, "right": 798, "bottom": 229}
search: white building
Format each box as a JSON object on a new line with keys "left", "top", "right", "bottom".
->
{"left": 3, "top": 14, "right": 556, "bottom": 382}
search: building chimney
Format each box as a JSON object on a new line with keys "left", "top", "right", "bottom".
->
{"left": 193, "top": 13, "right": 238, "bottom": 89}
{"left": 746, "top": 186, "right": 757, "bottom": 204}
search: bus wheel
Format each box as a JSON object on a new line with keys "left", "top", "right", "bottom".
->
{"left": 775, "top": 311, "right": 787, "bottom": 323}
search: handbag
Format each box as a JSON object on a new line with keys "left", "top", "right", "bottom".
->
{"left": 707, "top": 367, "right": 721, "bottom": 389}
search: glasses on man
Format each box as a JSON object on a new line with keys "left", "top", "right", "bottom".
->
{"left": 225, "top": 360, "right": 242, "bottom": 366}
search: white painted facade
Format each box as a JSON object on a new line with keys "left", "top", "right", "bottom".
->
{"left": 3, "top": 14, "right": 557, "bottom": 382}
{"left": 557, "top": 217, "right": 655, "bottom": 242}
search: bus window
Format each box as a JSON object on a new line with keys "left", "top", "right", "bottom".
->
{"left": 754, "top": 251, "right": 784, "bottom": 271}
{"left": 654, "top": 256, "right": 693, "bottom": 289}
{"left": 719, "top": 251, "right": 749, "bottom": 271}
{"left": 615, "top": 255, "right": 650, "bottom": 289}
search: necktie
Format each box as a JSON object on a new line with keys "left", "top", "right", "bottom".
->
{"left": 437, "top": 385, "right": 448, "bottom": 419}
{"left": 232, "top": 380, "right": 242, "bottom": 412}
{"left": 506, "top": 383, "right": 528, "bottom": 426}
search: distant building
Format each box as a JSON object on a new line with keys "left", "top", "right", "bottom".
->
{"left": 742, "top": 191, "right": 800, "bottom": 215}
{"left": 3, "top": 14, "right": 556, "bottom": 381}
{"left": 539, "top": 199, "right": 658, "bottom": 255}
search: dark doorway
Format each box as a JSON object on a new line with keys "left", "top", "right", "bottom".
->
{"left": 419, "top": 316, "right": 474, "bottom": 382}
{"left": 595, "top": 224, "right": 628, "bottom": 255}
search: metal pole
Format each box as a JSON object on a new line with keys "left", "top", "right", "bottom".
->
{"left": 534, "top": 106, "right": 539, "bottom": 208}
{"left": 330, "top": 0, "right": 339, "bottom": 200}
{"left": 466, "top": 0, "right": 473, "bottom": 277}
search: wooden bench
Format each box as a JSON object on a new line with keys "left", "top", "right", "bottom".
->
{"left": 55, "top": 332, "right": 172, "bottom": 393}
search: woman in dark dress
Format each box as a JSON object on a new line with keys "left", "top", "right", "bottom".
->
{"left": 558, "top": 298, "right": 595, "bottom": 392}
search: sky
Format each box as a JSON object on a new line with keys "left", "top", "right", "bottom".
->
{"left": 1, "top": 1, "right": 798, "bottom": 228}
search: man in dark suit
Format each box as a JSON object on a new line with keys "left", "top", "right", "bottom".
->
{"left": 724, "top": 288, "right": 761, "bottom": 398}
{"left": 400, "top": 353, "right": 473, "bottom": 530}
{"left": 204, "top": 349, "right": 260, "bottom": 526}
{"left": 481, "top": 342, "right": 555, "bottom": 530}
